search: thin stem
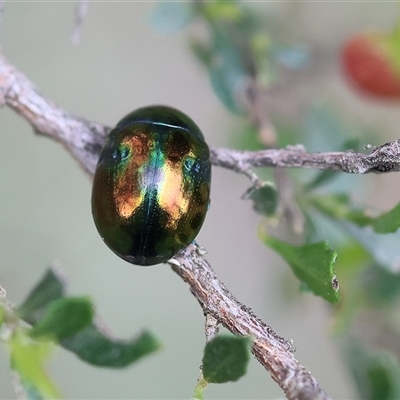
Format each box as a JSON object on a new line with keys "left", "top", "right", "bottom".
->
{"left": 210, "top": 143, "right": 400, "bottom": 175}
{"left": 71, "top": 0, "right": 89, "bottom": 45}
{"left": 172, "top": 244, "right": 331, "bottom": 400}
{"left": 204, "top": 314, "right": 220, "bottom": 343}
{"left": 1, "top": 53, "right": 399, "bottom": 181}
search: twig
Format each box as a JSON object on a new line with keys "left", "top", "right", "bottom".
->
{"left": 193, "top": 314, "right": 220, "bottom": 399}
{"left": 204, "top": 314, "right": 220, "bottom": 343}
{"left": 274, "top": 168, "right": 306, "bottom": 234}
{"left": 0, "top": 51, "right": 341, "bottom": 400}
{"left": 1, "top": 54, "right": 399, "bottom": 180}
{"left": 210, "top": 143, "right": 400, "bottom": 175}
{"left": 173, "top": 244, "right": 330, "bottom": 400}
{"left": 71, "top": 0, "right": 89, "bottom": 45}
{"left": 242, "top": 78, "right": 307, "bottom": 234}
{"left": 0, "top": 53, "right": 109, "bottom": 176}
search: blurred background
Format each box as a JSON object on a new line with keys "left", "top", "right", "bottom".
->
{"left": 1, "top": 2, "right": 400, "bottom": 399}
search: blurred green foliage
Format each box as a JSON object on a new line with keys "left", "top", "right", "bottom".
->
{"left": 9, "top": 332, "right": 61, "bottom": 399}
{"left": 1, "top": 269, "right": 161, "bottom": 398}
{"left": 345, "top": 341, "right": 400, "bottom": 400}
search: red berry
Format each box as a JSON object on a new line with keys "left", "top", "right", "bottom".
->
{"left": 342, "top": 32, "right": 400, "bottom": 98}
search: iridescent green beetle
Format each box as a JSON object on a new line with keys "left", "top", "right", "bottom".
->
{"left": 91, "top": 105, "right": 211, "bottom": 266}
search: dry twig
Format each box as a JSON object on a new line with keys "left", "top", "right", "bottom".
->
{"left": 71, "top": 0, "right": 89, "bottom": 45}
{"left": 1, "top": 54, "right": 399, "bottom": 180}
{"left": 210, "top": 142, "right": 400, "bottom": 176}
{"left": 173, "top": 244, "right": 329, "bottom": 400}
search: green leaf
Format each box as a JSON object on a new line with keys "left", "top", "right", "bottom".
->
{"left": 305, "top": 170, "right": 341, "bottom": 191}
{"left": 330, "top": 243, "right": 368, "bottom": 335}
{"left": 9, "top": 331, "right": 61, "bottom": 399}
{"left": 311, "top": 194, "right": 400, "bottom": 234}
{"left": 304, "top": 208, "right": 352, "bottom": 249}
{"left": 345, "top": 340, "right": 400, "bottom": 400}
{"left": 250, "top": 33, "right": 273, "bottom": 87}
{"left": 147, "top": 3, "right": 195, "bottom": 34}
{"left": 300, "top": 104, "right": 369, "bottom": 192}
{"left": 202, "top": 335, "right": 251, "bottom": 383}
{"left": 61, "top": 326, "right": 161, "bottom": 368}
{"left": 372, "top": 202, "right": 400, "bottom": 233}
{"left": 263, "top": 236, "right": 340, "bottom": 304}
{"left": 248, "top": 182, "right": 278, "bottom": 216}
{"left": 232, "top": 122, "right": 266, "bottom": 151}
{"left": 209, "top": 61, "right": 245, "bottom": 114}
{"left": 302, "top": 103, "right": 353, "bottom": 152}
{"left": 208, "top": 27, "right": 248, "bottom": 114}
{"left": 17, "top": 269, "right": 66, "bottom": 324}
{"left": 310, "top": 193, "right": 371, "bottom": 228}
{"left": 29, "top": 297, "right": 93, "bottom": 341}
{"left": 194, "top": 1, "right": 267, "bottom": 114}
{"left": 189, "top": 39, "right": 213, "bottom": 68}
{"left": 344, "top": 223, "right": 400, "bottom": 273}
{"left": 310, "top": 195, "right": 400, "bottom": 271}
{"left": 361, "top": 265, "right": 400, "bottom": 306}
{"left": 17, "top": 268, "right": 161, "bottom": 368}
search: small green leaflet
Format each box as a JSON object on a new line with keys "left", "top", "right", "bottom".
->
{"left": 202, "top": 335, "right": 251, "bottom": 384}
{"left": 184, "top": 1, "right": 248, "bottom": 113}
{"left": 17, "top": 269, "right": 66, "bottom": 325}
{"left": 311, "top": 194, "right": 400, "bottom": 234}
{"left": 248, "top": 182, "right": 278, "bottom": 216}
{"left": 209, "top": 53, "right": 246, "bottom": 114}
{"left": 61, "top": 327, "right": 161, "bottom": 368}
{"left": 192, "top": 334, "right": 252, "bottom": 400}
{"left": 17, "top": 268, "right": 161, "bottom": 368}
{"left": 263, "top": 236, "right": 340, "bottom": 304}
{"left": 310, "top": 195, "right": 400, "bottom": 271}
{"left": 29, "top": 297, "right": 94, "bottom": 341}
{"left": 361, "top": 264, "right": 400, "bottom": 306}
{"left": 344, "top": 223, "right": 400, "bottom": 273}
{"left": 371, "top": 202, "right": 400, "bottom": 233}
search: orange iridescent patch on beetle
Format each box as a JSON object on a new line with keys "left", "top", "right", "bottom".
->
{"left": 92, "top": 105, "right": 211, "bottom": 266}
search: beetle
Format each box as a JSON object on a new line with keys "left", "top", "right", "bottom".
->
{"left": 91, "top": 105, "right": 211, "bottom": 266}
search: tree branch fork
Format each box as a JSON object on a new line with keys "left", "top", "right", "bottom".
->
{"left": 3, "top": 50, "right": 397, "bottom": 400}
